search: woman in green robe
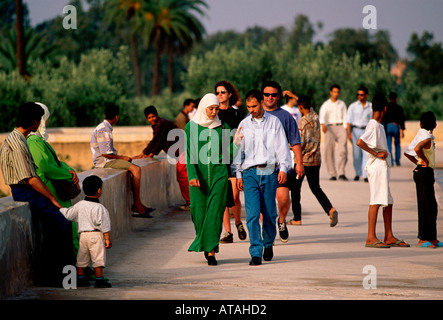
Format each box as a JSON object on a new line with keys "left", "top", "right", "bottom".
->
{"left": 185, "top": 93, "right": 241, "bottom": 266}
{"left": 27, "top": 103, "right": 80, "bottom": 256}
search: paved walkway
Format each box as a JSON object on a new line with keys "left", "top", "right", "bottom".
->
{"left": 14, "top": 147, "right": 443, "bottom": 301}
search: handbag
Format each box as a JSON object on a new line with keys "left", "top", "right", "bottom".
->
{"left": 44, "top": 140, "right": 81, "bottom": 201}
{"left": 51, "top": 179, "right": 81, "bottom": 201}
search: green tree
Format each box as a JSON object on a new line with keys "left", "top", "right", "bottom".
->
{"left": 140, "top": 0, "right": 207, "bottom": 95}
{"left": 407, "top": 31, "right": 443, "bottom": 86}
{"left": 328, "top": 28, "right": 398, "bottom": 65}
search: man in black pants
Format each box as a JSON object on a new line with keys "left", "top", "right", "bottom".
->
{"left": 288, "top": 96, "right": 338, "bottom": 227}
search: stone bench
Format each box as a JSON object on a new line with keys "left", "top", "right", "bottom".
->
{"left": 0, "top": 156, "right": 183, "bottom": 299}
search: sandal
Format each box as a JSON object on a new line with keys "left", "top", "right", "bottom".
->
{"left": 365, "top": 240, "right": 390, "bottom": 248}
{"left": 386, "top": 239, "right": 410, "bottom": 247}
{"left": 287, "top": 219, "right": 302, "bottom": 225}
{"left": 132, "top": 207, "right": 155, "bottom": 218}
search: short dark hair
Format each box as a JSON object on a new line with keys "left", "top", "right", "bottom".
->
{"left": 358, "top": 86, "right": 368, "bottom": 95}
{"left": 245, "top": 89, "right": 264, "bottom": 102}
{"left": 261, "top": 80, "right": 282, "bottom": 96}
{"left": 144, "top": 105, "right": 158, "bottom": 117}
{"left": 330, "top": 84, "right": 341, "bottom": 91}
{"left": 83, "top": 175, "right": 103, "bottom": 196}
{"left": 284, "top": 91, "right": 297, "bottom": 104}
{"left": 105, "top": 103, "right": 119, "bottom": 120}
{"left": 389, "top": 92, "right": 397, "bottom": 100}
{"left": 183, "top": 99, "right": 195, "bottom": 108}
{"left": 16, "top": 102, "right": 44, "bottom": 129}
{"left": 420, "top": 111, "right": 436, "bottom": 131}
{"left": 371, "top": 94, "right": 388, "bottom": 112}
{"left": 297, "top": 95, "right": 311, "bottom": 109}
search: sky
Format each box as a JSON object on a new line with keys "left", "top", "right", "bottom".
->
{"left": 24, "top": 0, "right": 443, "bottom": 59}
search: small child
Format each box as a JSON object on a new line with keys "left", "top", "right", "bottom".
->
{"left": 404, "top": 111, "right": 442, "bottom": 248}
{"left": 60, "top": 175, "right": 112, "bottom": 288}
{"left": 356, "top": 94, "right": 410, "bottom": 248}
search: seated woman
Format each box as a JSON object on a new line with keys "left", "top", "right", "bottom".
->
{"left": 27, "top": 102, "right": 81, "bottom": 256}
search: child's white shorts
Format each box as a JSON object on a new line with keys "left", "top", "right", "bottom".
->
{"left": 76, "top": 231, "right": 106, "bottom": 268}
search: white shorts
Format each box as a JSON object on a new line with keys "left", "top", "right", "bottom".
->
{"left": 366, "top": 159, "right": 393, "bottom": 207}
{"left": 77, "top": 231, "right": 106, "bottom": 268}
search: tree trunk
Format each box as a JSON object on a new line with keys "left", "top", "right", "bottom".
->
{"left": 153, "top": 27, "right": 162, "bottom": 95}
{"left": 15, "top": 0, "right": 26, "bottom": 77}
{"left": 168, "top": 41, "right": 174, "bottom": 92}
{"left": 131, "top": 33, "right": 142, "bottom": 96}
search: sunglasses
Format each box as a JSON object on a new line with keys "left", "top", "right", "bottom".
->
{"left": 216, "top": 90, "right": 227, "bottom": 95}
{"left": 263, "top": 93, "right": 278, "bottom": 97}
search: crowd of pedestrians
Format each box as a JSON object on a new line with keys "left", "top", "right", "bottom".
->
{"left": 0, "top": 80, "right": 441, "bottom": 289}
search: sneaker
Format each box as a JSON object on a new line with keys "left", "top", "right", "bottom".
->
{"left": 94, "top": 278, "right": 112, "bottom": 288}
{"left": 220, "top": 232, "right": 233, "bottom": 243}
{"left": 179, "top": 204, "right": 191, "bottom": 211}
{"left": 278, "top": 221, "right": 289, "bottom": 243}
{"left": 236, "top": 223, "right": 247, "bottom": 240}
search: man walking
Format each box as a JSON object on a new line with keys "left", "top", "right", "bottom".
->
{"left": 233, "top": 89, "right": 292, "bottom": 265}
{"left": 261, "top": 81, "right": 304, "bottom": 244}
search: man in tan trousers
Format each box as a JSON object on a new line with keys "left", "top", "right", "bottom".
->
{"left": 319, "top": 84, "right": 348, "bottom": 181}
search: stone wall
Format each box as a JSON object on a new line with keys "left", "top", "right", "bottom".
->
{"left": 0, "top": 156, "right": 183, "bottom": 299}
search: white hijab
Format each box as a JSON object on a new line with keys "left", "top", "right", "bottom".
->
{"left": 30, "top": 102, "right": 50, "bottom": 141}
{"left": 191, "top": 93, "right": 222, "bottom": 129}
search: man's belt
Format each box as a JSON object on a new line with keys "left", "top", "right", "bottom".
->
{"left": 327, "top": 123, "right": 343, "bottom": 126}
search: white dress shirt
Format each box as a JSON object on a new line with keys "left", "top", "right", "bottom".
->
{"left": 319, "top": 99, "right": 347, "bottom": 128}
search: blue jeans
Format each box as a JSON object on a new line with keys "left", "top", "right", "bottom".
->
{"left": 351, "top": 128, "right": 367, "bottom": 178}
{"left": 386, "top": 123, "right": 401, "bottom": 165}
{"left": 242, "top": 168, "right": 279, "bottom": 259}
{"left": 10, "top": 184, "right": 74, "bottom": 285}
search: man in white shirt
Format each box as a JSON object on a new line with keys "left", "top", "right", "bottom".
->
{"left": 319, "top": 84, "right": 348, "bottom": 181}
{"left": 346, "top": 86, "right": 372, "bottom": 181}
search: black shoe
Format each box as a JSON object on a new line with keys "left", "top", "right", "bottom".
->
{"left": 278, "top": 221, "right": 289, "bottom": 243}
{"left": 249, "top": 256, "right": 262, "bottom": 266}
{"left": 94, "top": 278, "right": 112, "bottom": 288}
{"left": 329, "top": 176, "right": 337, "bottom": 181}
{"left": 207, "top": 255, "right": 217, "bottom": 266}
{"left": 236, "top": 223, "right": 247, "bottom": 240}
{"left": 364, "top": 178, "right": 368, "bottom": 183}
{"left": 354, "top": 176, "right": 360, "bottom": 181}
{"left": 338, "top": 175, "right": 348, "bottom": 181}
{"left": 77, "top": 276, "right": 90, "bottom": 287}
{"left": 263, "top": 247, "right": 273, "bottom": 261}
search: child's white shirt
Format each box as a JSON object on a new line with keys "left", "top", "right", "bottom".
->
{"left": 60, "top": 200, "right": 111, "bottom": 233}
{"left": 359, "top": 119, "right": 391, "bottom": 167}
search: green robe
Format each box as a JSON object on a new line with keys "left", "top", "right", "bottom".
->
{"left": 185, "top": 121, "right": 238, "bottom": 253}
{"left": 27, "top": 134, "right": 79, "bottom": 255}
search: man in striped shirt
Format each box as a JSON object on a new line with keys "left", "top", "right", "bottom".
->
{"left": 0, "top": 102, "right": 74, "bottom": 286}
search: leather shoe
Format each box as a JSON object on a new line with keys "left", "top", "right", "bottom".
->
{"left": 263, "top": 247, "right": 273, "bottom": 261}
{"left": 207, "top": 255, "right": 217, "bottom": 266}
{"left": 249, "top": 256, "right": 262, "bottom": 266}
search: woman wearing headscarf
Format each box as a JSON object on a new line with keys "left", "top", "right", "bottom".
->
{"left": 27, "top": 102, "right": 80, "bottom": 255}
{"left": 185, "top": 93, "right": 242, "bottom": 265}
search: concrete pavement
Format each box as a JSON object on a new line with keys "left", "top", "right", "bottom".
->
{"left": 11, "top": 147, "right": 443, "bottom": 301}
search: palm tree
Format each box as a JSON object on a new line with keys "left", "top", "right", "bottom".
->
{"left": 15, "top": 0, "right": 26, "bottom": 77}
{"left": 141, "top": 0, "right": 207, "bottom": 95}
{"left": 104, "top": 0, "right": 145, "bottom": 96}
{"left": 0, "top": 28, "right": 59, "bottom": 72}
